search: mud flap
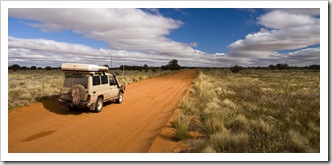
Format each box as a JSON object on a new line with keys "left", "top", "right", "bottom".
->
{"left": 90, "top": 103, "right": 95, "bottom": 111}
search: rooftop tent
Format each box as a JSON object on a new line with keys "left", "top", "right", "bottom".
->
{"left": 61, "top": 63, "right": 108, "bottom": 72}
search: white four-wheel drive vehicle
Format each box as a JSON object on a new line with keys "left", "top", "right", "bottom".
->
{"left": 58, "top": 63, "right": 125, "bottom": 112}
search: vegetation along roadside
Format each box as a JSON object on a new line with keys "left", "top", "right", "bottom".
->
{"left": 171, "top": 68, "right": 319, "bottom": 153}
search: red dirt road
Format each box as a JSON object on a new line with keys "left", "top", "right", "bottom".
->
{"left": 8, "top": 70, "right": 197, "bottom": 153}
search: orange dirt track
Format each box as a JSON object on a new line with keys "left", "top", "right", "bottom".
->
{"left": 9, "top": 69, "right": 197, "bottom": 153}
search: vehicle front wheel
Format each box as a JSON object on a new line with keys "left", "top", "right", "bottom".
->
{"left": 116, "top": 92, "right": 123, "bottom": 104}
{"left": 95, "top": 97, "right": 103, "bottom": 113}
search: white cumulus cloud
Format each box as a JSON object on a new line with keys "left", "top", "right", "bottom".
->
{"left": 228, "top": 8, "right": 320, "bottom": 66}
{"left": 9, "top": 8, "right": 200, "bottom": 55}
{"left": 9, "top": 8, "right": 218, "bottom": 67}
{"left": 258, "top": 10, "right": 319, "bottom": 29}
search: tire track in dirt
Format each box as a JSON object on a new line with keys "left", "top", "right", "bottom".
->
{"left": 8, "top": 69, "right": 198, "bottom": 153}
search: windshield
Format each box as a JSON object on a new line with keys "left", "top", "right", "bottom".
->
{"left": 63, "top": 75, "right": 88, "bottom": 88}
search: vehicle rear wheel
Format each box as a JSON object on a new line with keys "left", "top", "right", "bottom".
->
{"left": 116, "top": 92, "right": 123, "bottom": 104}
{"left": 95, "top": 97, "right": 103, "bottom": 113}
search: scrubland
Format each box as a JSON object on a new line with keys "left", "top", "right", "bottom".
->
{"left": 8, "top": 68, "right": 320, "bottom": 153}
{"left": 172, "top": 69, "right": 320, "bottom": 153}
{"left": 8, "top": 69, "right": 173, "bottom": 110}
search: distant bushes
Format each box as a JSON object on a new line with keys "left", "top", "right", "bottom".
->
{"left": 161, "top": 59, "right": 181, "bottom": 70}
{"left": 275, "top": 63, "right": 289, "bottom": 70}
{"left": 118, "top": 64, "right": 154, "bottom": 71}
{"left": 229, "top": 63, "right": 320, "bottom": 72}
{"left": 269, "top": 63, "right": 320, "bottom": 71}
{"left": 227, "top": 63, "right": 320, "bottom": 74}
{"left": 117, "top": 60, "right": 181, "bottom": 71}
{"left": 308, "top": 64, "right": 320, "bottom": 71}
{"left": 9, "top": 62, "right": 319, "bottom": 72}
{"left": 8, "top": 64, "right": 59, "bottom": 71}
{"left": 230, "top": 65, "right": 243, "bottom": 73}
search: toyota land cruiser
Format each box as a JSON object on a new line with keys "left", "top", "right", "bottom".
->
{"left": 58, "top": 63, "right": 125, "bottom": 112}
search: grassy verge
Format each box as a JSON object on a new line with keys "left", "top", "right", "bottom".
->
{"left": 173, "top": 69, "right": 320, "bottom": 153}
{"left": 8, "top": 69, "right": 174, "bottom": 110}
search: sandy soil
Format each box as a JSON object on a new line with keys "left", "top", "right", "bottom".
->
{"left": 8, "top": 69, "right": 197, "bottom": 153}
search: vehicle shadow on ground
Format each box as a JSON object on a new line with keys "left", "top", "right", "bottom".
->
{"left": 38, "top": 95, "right": 115, "bottom": 115}
{"left": 37, "top": 95, "right": 92, "bottom": 115}
{"left": 41, "top": 100, "right": 91, "bottom": 115}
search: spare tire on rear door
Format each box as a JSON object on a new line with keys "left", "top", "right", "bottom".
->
{"left": 70, "top": 84, "right": 86, "bottom": 105}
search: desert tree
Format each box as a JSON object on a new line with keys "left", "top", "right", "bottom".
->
{"left": 230, "top": 65, "right": 243, "bottom": 73}
{"left": 309, "top": 64, "right": 320, "bottom": 71}
{"left": 9, "top": 64, "right": 21, "bottom": 71}
{"left": 275, "top": 63, "right": 289, "bottom": 70}
{"left": 161, "top": 59, "right": 181, "bottom": 70}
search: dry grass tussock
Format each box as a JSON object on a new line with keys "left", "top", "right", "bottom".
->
{"left": 176, "top": 69, "right": 319, "bottom": 153}
{"left": 8, "top": 69, "right": 174, "bottom": 110}
{"left": 171, "top": 113, "right": 191, "bottom": 140}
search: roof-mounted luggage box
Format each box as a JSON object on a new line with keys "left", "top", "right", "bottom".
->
{"left": 61, "top": 63, "right": 109, "bottom": 72}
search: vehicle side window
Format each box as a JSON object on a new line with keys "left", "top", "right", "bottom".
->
{"left": 109, "top": 76, "right": 117, "bottom": 86}
{"left": 93, "top": 76, "right": 101, "bottom": 86}
{"left": 101, "top": 76, "right": 108, "bottom": 84}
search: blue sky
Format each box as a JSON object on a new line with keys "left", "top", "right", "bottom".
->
{"left": 156, "top": 8, "right": 263, "bottom": 54}
{"left": 8, "top": 8, "right": 320, "bottom": 67}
